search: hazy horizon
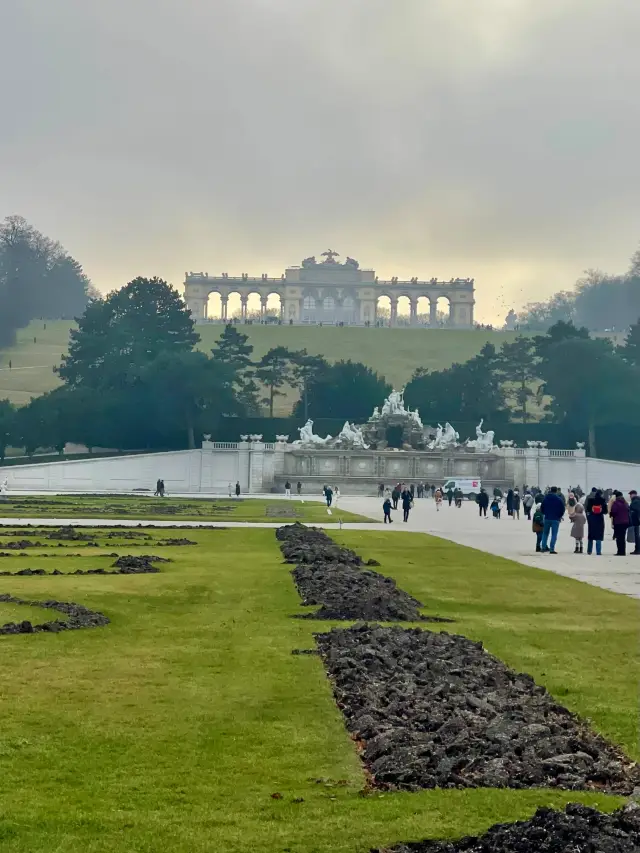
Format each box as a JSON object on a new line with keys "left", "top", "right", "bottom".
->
{"left": 2, "top": 0, "right": 639, "bottom": 323}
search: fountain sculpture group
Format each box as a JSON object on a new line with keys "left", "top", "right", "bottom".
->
{"left": 290, "top": 389, "right": 497, "bottom": 452}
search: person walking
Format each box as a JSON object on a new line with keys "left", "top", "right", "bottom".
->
{"left": 628, "top": 490, "right": 640, "bottom": 554}
{"left": 505, "top": 489, "right": 514, "bottom": 517}
{"left": 566, "top": 491, "right": 577, "bottom": 519}
{"left": 235, "top": 481, "right": 241, "bottom": 498}
{"left": 523, "top": 491, "right": 534, "bottom": 520}
{"left": 490, "top": 496, "right": 501, "bottom": 519}
{"left": 284, "top": 480, "right": 292, "bottom": 498}
{"left": 431, "top": 484, "right": 436, "bottom": 498}
{"left": 155, "top": 478, "right": 163, "bottom": 497}
{"left": 297, "top": 481, "right": 302, "bottom": 496}
{"left": 434, "top": 487, "right": 443, "bottom": 511}
{"left": 391, "top": 485, "right": 400, "bottom": 510}
{"left": 532, "top": 504, "right": 544, "bottom": 552}
{"left": 512, "top": 489, "right": 521, "bottom": 520}
{"left": 570, "top": 503, "right": 586, "bottom": 553}
{"left": 610, "top": 491, "right": 630, "bottom": 556}
{"left": 585, "top": 488, "right": 607, "bottom": 555}
{"left": 477, "top": 488, "right": 489, "bottom": 518}
{"left": 324, "top": 485, "right": 333, "bottom": 508}
{"left": 454, "top": 487, "right": 463, "bottom": 508}
{"left": 402, "top": 490, "right": 413, "bottom": 522}
{"left": 333, "top": 485, "right": 341, "bottom": 507}
{"left": 383, "top": 496, "right": 393, "bottom": 523}
{"left": 540, "top": 486, "right": 565, "bottom": 554}
{"left": 378, "top": 483, "right": 385, "bottom": 497}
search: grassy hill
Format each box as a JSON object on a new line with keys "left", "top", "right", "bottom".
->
{"left": 0, "top": 320, "right": 521, "bottom": 413}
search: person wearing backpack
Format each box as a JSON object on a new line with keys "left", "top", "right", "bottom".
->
{"left": 523, "top": 491, "right": 534, "bottom": 520}
{"left": 532, "top": 505, "right": 544, "bottom": 552}
{"left": 585, "top": 488, "right": 607, "bottom": 555}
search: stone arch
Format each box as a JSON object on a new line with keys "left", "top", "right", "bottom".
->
{"left": 265, "top": 291, "right": 283, "bottom": 322}
{"left": 416, "top": 295, "right": 430, "bottom": 325}
{"left": 435, "top": 295, "right": 452, "bottom": 326}
{"left": 206, "top": 291, "right": 222, "bottom": 321}
{"left": 396, "top": 295, "right": 411, "bottom": 326}
{"left": 376, "top": 294, "right": 391, "bottom": 326}
{"left": 226, "top": 290, "right": 244, "bottom": 322}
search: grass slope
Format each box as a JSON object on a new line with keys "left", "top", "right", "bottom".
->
{"left": 0, "top": 494, "right": 370, "bottom": 523}
{"left": 0, "top": 525, "right": 633, "bottom": 852}
{"left": 0, "top": 320, "right": 520, "bottom": 411}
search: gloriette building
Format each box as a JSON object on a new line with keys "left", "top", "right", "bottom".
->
{"left": 184, "top": 250, "right": 475, "bottom": 328}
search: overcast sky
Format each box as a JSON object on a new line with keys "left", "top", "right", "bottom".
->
{"left": 2, "top": 0, "right": 639, "bottom": 322}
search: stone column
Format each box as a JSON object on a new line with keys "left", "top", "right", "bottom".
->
{"left": 390, "top": 297, "right": 398, "bottom": 327}
{"left": 429, "top": 299, "right": 438, "bottom": 327}
{"left": 409, "top": 298, "right": 418, "bottom": 326}
{"left": 240, "top": 295, "right": 248, "bottom": 321}
{"left": 260, "top": 296, "right": 268, "bottom": 319}
{"left": 221, "top": 295, "right": 228, "bottom": 321}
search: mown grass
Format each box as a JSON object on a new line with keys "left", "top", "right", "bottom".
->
{"left": 0, "top": 494, "right": 370, "bottom": 523}
{"left": 0, "top": 525, "right": 634, "bottom": 852}
{"left": 0, "top": 320, "right": 522, "bottom": 412}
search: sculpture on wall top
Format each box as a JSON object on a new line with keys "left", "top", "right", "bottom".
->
{"left": 294, "top": 419, "right": 332, "bottom": 446}
{"left": 428, "top": 422, "right": 460, "bottom": 450}
{"left": 465, "top": 419, "right": 495, "bottom": 451}
{"left": 336, "top": 421, "right": 369, "bottom": 449}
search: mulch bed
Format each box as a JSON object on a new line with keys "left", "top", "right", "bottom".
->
{"left": 0, "top": 593, "right": 110, "bottom": 635}
{"left": 316, "top": 624, "right": 639, "bottom": 794}
{"left": 0, "top": 555, "right": 169, "bottom": 576}
{"left": 372, "top": 803, "right": 640, "bottom": 852}
{"left": 276, "top": 524, "right": 450, "bottom": 623}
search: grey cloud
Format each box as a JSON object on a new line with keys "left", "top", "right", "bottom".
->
{"left": 1, "top": 0, "right": 639, "bottom": 320}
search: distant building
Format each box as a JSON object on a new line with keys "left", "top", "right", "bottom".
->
{"left": 184, "top": 250, "right": 475, "bottom": 328}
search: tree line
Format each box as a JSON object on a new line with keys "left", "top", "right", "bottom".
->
{"left": 1, "top": 276, "right": 639, "bottom": 460}
{"left": 517, "top": 241, "right": 640, "bottom": 332}
{"left": 0, "top": 215, "right": 94, "bottom": 347}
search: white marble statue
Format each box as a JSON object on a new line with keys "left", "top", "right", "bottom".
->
{"left": 441, "top": 422, "right": 459, "bottom": 447}
{"left": 409, "top": 408, "right": 423, "bottom": 429}
{"left": 381, "top": 388, "right": 405, "bottom": 417}
{"left": 0, "top": 478, "right": 8, "bottom": 501}
{"left": 294, "top": 419, "right": 332, "bottom": 446}
{"left": 370, "top": 406, "right": 381, "bottom": 421}
{"left": 466, "top": 419, "right": 495, "bottom": 451}
{"left": 337, "top": 421, "right": 370, "bottom": 449}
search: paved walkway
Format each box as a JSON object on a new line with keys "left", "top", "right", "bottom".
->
{"left": 1, "top": 494, "right": 639, "bottom": 599}
{"left": 336, "top": 496, "right": 640, "bottom": 599}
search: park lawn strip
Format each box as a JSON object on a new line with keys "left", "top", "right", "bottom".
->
{"left": 0, "top": 320, "right": 524, "bottom": 412}
{"left": 333, "top": 531, "right": 640, "bottom": 762}
{"left": 0, "top": 526, "right": 631, "bottom": 853}
{"left": 0, "top": 495, "right": 370, "bottom": 523}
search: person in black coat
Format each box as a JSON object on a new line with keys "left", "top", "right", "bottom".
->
{"left": 391, "top": 486, "right": 400, "bottom": 510}
{"left": 476, "top": 488, "right": 489, "bottom": 517}
{"left": 401, "top": 491, "right": 413, "bottom": 522}
{"left": 585, "top": 488, "right": 607, "bottom": 555}
{"left": 506, "top": 489, "right": 514, "bottom": 516}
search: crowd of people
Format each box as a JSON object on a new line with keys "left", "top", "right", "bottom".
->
{"left": 473, "top": 484, "right": 640, "bottom": 557}
{"left": 375, "top": 480, "right": 640, "bottom": 556}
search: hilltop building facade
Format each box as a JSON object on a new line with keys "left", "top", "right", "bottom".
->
{"left": 184, "top": 250, "right": 475, "bottom": 328}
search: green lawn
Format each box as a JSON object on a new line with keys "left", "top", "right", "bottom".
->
{"left": 0, "top": 526, "right": 633, "bottom": 852}
{"left": 0, "top": 320, "right": 521, "bottom": 411}
{"left": 0, "top": 494, "right": 369, "bottom": 523}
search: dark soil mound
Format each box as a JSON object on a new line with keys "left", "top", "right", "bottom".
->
{"left": 292, "top": 561, "right": 446, "bottom": 622}
{"left": 277, "top": 524, "right": 449, "bottom": 623}
{"left": 46, "top": 527, "right": 97, "bottom": 541}
{"left": 316, "top": 625, "right": 639, "bottom": 794}
{"left": 112, "top": 555, "right": 168, "bottom": 573}
{"left": 0, "top": 540, "right": 42, "bottom": 549}
{"left": 156, "top": 538, "right": 197, "bottom": 546}
{"left": 0, "top": 593, "right": 109, "bottom": 634}
{"left": 373, "top": 803, "right": 640, "bottom": 852}
{"left": 276, "top": 523, "right": 363, "bottom": 566}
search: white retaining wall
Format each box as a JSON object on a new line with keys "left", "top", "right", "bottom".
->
{"left": 1, "top": 443, "right": 640, "bottom": 495}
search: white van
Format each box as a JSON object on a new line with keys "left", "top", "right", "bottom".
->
{"left": 442, "top": 478, "right": 481, "bottom": 500}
